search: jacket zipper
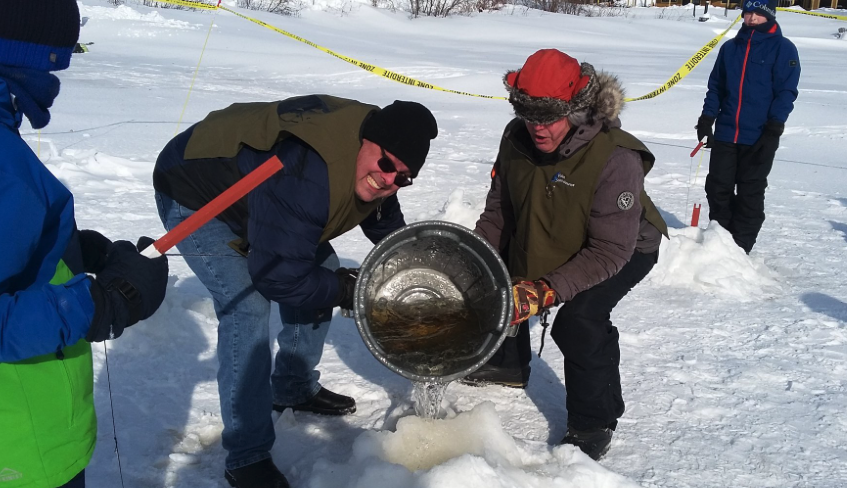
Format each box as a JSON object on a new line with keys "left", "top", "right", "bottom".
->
{"left": 58, "top": 348, "right": 78, "bottom": 427}
{"left": 734, "top": 31, "right": 754, "bottom": 144}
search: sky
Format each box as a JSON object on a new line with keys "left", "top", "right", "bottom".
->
{"left": 24, "top": 1, "right": 847, "bottom": 486}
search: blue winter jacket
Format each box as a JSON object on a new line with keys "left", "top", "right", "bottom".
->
{"left": 154, "top": 123, "right": 405, "bottom": 311}
{"left": 0, "top": 79, "right": 95, "bottom": 363}
{"left": 702, "top": 21, "right": 800, "bottom": 146}
{"left": 245, "top": 137, "right": 405, "bottom": 309}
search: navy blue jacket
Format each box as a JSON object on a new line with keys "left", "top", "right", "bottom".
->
{"left": 703, "top": 21, "right": 800, "bottom": 146}
{"left": 154, "top": 128, "right": 405, "bottom": 310}
{"left": 0, "top": 79, "right": 95, "bottom": 362}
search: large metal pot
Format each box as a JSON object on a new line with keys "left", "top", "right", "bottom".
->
{"left": 353, "top": 220, "right": 513, "bottom": 383}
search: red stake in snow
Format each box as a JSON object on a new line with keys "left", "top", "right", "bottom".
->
{"left": 142, "top": 156, "right": 284, "bottom": 258}
{"left": 691, "top": 203, "right": 702, "bottom": 227}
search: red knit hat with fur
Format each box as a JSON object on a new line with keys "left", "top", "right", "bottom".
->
{"left": 504, "top": 49, "right": 599, "bottom": 125}
{"left": 505, "top": 50, "right": 591, "bottom": 101}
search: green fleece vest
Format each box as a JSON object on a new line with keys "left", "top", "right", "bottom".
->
{"left": 1, "top": 261, "right": 96, "bottom": 488}
{"left": 501, "top": 122, "right": 668, "bottom": 280}
{"left": 183, "top": 95, "right": 383, "bottom": 243}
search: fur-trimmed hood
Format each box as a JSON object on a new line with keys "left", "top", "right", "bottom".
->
{"left": 504, "top": 67, "right": 625, "bottom": 126}
{"left": 589, "top": 72, "right": 626, "bottom": 124}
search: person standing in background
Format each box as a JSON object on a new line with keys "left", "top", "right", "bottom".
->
{"left": 696, "top": 0, "right": 800, "bottom": 253}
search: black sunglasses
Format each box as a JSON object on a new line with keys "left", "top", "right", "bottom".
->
{"left": 377, "top": 148, "right": 413, "bottom": 188}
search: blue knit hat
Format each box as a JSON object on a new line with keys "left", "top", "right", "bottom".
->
{"left": 0, "top": 1, "right": 81, "bottom": 71}
{"left": 743, "top": 0, "right": 778, "bottom": 21}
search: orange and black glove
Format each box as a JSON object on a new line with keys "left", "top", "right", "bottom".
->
{"left": 511, "top": 279, "right": 557, "bottom": 326}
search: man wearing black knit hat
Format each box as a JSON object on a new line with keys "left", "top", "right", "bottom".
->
{"left": 461, "top": 49, "right": 667, "bottom": 461}
{"left": 153, "top": 95, "right": 437, "bottom": 488}
{"left": 696, "top": 0, "right": 800, "bottom": 254}
{"left": 1, "top": 2, "right": 170, "bottom": 488}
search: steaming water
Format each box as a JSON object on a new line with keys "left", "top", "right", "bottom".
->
{"left": 412, "top": 381, "right": 448, "bottom": 419}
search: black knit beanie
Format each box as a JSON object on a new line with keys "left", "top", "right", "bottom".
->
{"left": 362, "top": 100, "right": 438, "bottom": 178}
{"left": 0, "top": 0, "right": 81, "bottom": 71}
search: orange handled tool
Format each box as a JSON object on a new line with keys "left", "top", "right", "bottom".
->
{"left": 142, "top": 156, "right": 284, "bottom": 258}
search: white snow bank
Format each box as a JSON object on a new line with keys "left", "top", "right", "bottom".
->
{"left": 429, "top": 189, "right": 486, "bottom": 230}
{"left": 650, "top": 222, "right": 781, "bottom": 300}
{"left": 32, "top": 146, "right": 153, "bottom": 192}
{"left": 79, "top": 2, "right": 201, "bottom": 29}
{"left": 306, "top": 402, "right": 641, "bottom": 488}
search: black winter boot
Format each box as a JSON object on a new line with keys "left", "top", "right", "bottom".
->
{"left": 273, "top": 387, "right": 356, "bottom": 416}
{"left": 224, "top": 459, "right": 290, "bottom": 488}
{"left": 458, "top": 364, "right": 530, "bottom": 389}
{"left": 560, "top": 425, "right": 613, "bottom": 460}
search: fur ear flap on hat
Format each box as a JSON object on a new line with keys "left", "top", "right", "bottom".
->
{"left": 589, "top": 72, "right": 626, "bottom": 125}
{"left": 504, "top": 61, "right": 625, "bottom": 126}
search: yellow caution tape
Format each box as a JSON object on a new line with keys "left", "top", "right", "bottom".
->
{"left": 217, "top": 6, "right": 506, "bottom": 99}
{"left": 149, "top": 0, "right": 505, "bottom": 98}
{"left": 146, "top": 0, "right": 748, "bottom": 104}
{"left": 175, "top": 4, "right": 220, "bottom": 135}
{"left": 155, "top": 0, "right": 218, "bottom": 10}
{"left": 625, "top": 15, "right": 742, "bottom": 102}
{"left": 777, "top": 7, "right": 847, "bottom": 21}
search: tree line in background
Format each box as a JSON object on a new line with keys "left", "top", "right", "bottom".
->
{"left": 106, "top": 0, "right": 631, "bottom": 20}
{"left": 382, "top": 0, "right": 631, "bottom": 18}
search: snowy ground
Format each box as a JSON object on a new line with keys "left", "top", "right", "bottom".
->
{"left": 25, "top": 1, "right": 847, "bottom": 486}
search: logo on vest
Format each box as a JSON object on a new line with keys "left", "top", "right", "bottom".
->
{"left": 617, "top": 191, "right": 635, "bottom": 211}
{"left": 549, "top": 172, "right": 575, "bottom": 187}
{"left": 546, "top": 172, "right": 576, "bottom": 198}
{"left": 0, "top": 468, "right": 23, "bottom": 482}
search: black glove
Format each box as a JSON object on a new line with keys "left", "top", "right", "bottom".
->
{"left": 86, "top": 237, "right": 169, "bottom": 342}
{"left": 696, "top": 115, "right": 715, "bottom": 148}
{"left": 334, "top": 267, "right": 359, "bottom": 311}
{"left": 751, "top": 120, "right": 784, "bottom": 160}
{"left": 78, "top": 229, "right": 113, "bottom": 274}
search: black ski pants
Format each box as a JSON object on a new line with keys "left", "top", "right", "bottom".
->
{"left": 704, "top": 140, "right": 776, "bottom": 253}
{"left": 486, "top": 249, "right": 658, "bottom": 431}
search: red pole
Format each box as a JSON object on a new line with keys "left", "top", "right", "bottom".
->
{"left": 690, "top": 141, "right": 705, "bottom": 158}
{"left": 691, "top": 203, "right": 702, "bottom": 227}
{"left": 142, "top": 156, "right": 284, "bottom": 257}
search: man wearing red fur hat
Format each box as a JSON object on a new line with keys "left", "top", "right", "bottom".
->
{"left": 463, "top": 49, "right": 667, "bottom": 460}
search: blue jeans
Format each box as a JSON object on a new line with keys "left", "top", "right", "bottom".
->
{"left": 155, "top": 192, "right": 336, "bottom": 470}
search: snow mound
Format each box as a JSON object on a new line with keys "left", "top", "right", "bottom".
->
{"left": 34, "top": 148, "right": 153, "bottom": 192}
{"left": 79, "top": 3, "right": 201, "bottom": 29}
{"left": 424, "top": 188, "right": 485, "bottom": 229}
{"left": 650, "top": 222, "right": 781, "bottom": 300}
{"left": 307, "top": 402, "right": 641, "bottom": 488}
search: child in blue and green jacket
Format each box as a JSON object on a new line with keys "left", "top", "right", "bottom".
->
{"left": 0, "top": 3, "right": 169, "bottom": 487}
